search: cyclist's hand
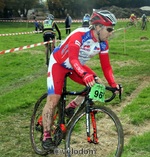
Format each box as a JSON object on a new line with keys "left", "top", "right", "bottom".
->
{"left": 115, "top": 84, "right": 123, "bottom": 93}
{"left": 83, "top": 73, "right": 95, "bottom": 87}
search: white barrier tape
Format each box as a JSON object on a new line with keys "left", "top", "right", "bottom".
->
{"left": 0, "top": 18, "right": 130, "bottom": 23}
{"left": 0, "top": 31, "right": 42, "bottom": 36}
{"left": 0, "top": 19, "right": 82, "bottom": 23}
{"left": 0, "top": 27, "right": 125, "bottom": 55}
{"left": 0, "top": 41, "right": 54, "bottom": 55}
{"left": 0, "top": 26, "right": 78, "bottom": 37}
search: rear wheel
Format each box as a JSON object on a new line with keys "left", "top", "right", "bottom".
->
{"left": 66, "top": 105, "right": 124, "bottom": 157}
{"left": 30, "top": 93, "right": 48, "bottom": 155}
{"left": 30, "top": 93, "right": 66, "bottom": 155}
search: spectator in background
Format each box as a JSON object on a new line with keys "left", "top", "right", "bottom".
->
{"left": 82, "top": 13, "right": 90, "bottom": 27}
{"left": 141, "top": 14, "right": 147, "bottom": 23}
{"left": 34, "top": 20, "right": 40, "bottom": 32}
{"left": 65, "top": 13, "right": 72, "bottom": 34}
{"left": 32, "top": 12, "right": 36, "bottom": 20}
{"left": 141, "top": 14, "right": 147, "bottom": 30}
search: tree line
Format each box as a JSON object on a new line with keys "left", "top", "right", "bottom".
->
{"left": 0, "top": 0, "right": 150, "bottom": 19}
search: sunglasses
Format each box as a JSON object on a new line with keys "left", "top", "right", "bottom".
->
{"left": 106, "top": 27, "right": 114, "bottom": 32}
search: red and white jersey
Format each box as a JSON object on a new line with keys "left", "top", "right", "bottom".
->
{"left": 53, "top": 27, "right": 108, "bottom": 68}
{"left": 52, "top": 27, "right": 117, "bottom": 87}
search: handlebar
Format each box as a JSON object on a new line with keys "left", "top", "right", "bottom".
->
{"left": 64, "top": 84, "right": 122, "bottom": 103}
{"left": 105, "top": 84, "right": 122, "bottom": 102}
{"left": 64, "top": 72, "right": 122, "bottom": 103}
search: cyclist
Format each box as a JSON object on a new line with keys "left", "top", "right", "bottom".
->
{"left": 82, "top": 13, "right": 90, "bottom": 27}
{"left": 141, "top": 14, "right": 147, "bottom": 30}
{"left": 42, "top": 14, "right": 61, "bottom": 66}
{"left": 41, "top": 10, "right": 122, "bottom": 150}
{"left": 129, "top": 13, "right": 137, "bottom": 26}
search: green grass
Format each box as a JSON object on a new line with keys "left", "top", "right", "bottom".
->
{"left": 0, "top": 21, "right": 150, "bottom": 156}
{"left": 122, "top": 85, "right": 150, "bottom": 125}
{"left": 122, "top": 132, "right": 150, "bottom": 157}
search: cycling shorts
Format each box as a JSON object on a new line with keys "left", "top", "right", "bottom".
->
{"left": 43, "top": 33, "right": 55, "bottom": 42}
{"left": 47, "top": 54, "right": 96, "bottom": 95}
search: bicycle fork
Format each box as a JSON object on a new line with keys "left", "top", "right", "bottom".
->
{"left": 86, "top": 103, "right": 99, "bottom": 144}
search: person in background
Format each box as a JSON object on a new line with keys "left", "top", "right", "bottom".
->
{"left": 42, "top": 14, "right": 61, "bottom": 66}
{"left": 82, "top": 13, "right": 90, "bottom": 27}
{"left": 129, "top": 13, "right": 137, "bottom": 26}
{"left": 65, "top": 13, "right": 72, "bottom": 34}
{"left": 41, "top": 10, "right": 123, "bottom": 150}
{"left": 34, "top": 20, "right": 40, "bottom": 32}
{"left": 141, "top": 13, "right": 147, "bottom": 30}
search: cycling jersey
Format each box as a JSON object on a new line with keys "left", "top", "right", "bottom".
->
{"left": 142, "top": 15, "right": 147, "bottom": 22}
{"left": 42, "top": 19, "right": 61, "bottom": 41}
{"left": 43, "top": 19, "right": 54, "bottom": 31}
{"left": 130, "top": 15, "right": 136, "bottom": 22}
{"left": 83, "top": 16, "right": 90, "bottom": 23}
{"left": 47, "top": 27, "right": 117, "bottom": 95}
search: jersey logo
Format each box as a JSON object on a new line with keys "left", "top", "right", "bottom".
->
{"left": 94, "top": 46, "right": 100, "bottom": 51}
{"left": 75, "top": 40, "right": 81, "bottom": 47}
{"left": 43, "top": 20, "right": 53, "bottom": 29}
{"left": 100, "top": 42, "right": 107, "bottom": 51}
{"left": 82, "top": 31, "right": 91, "bottom": 43}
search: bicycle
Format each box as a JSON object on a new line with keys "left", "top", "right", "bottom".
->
{"left": 126, "top": 19, "right": 141, "bottom": 29}
{"left": 30, "top": 72, "right": 124, "bottom": 157}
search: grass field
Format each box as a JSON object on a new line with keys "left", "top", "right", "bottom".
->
{"left": 0, "top": 20, "right": 150, "bottom": 157}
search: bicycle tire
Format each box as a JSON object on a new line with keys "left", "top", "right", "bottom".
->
{"left": 136, "top": 21, "right": 141, "bottom": 30}
{"left": 126, "top": 22, "right": 133, "bottom": 28}
{"left": 66, "top": 105, "right": 124, "bottom": 157}
{"left": 30, "top": 93, "right": 66, "bottom": 156}
{"left": 30, "top": 93, "right": 48, "bottom": 155}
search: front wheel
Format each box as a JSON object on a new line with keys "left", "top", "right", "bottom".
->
{"left": 126, "top": 21, "right": 133, "bottom": 28}
{"left": 66, "top": 105, "right": 124, "bottom": 157}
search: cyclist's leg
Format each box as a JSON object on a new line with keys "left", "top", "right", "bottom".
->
{"left": 66, "top": 65, "right": 97, "bottom": 110}
{"left": 43, "top": 34, "right": 50, "bottom": 66}
{"left": 51, "top": 33, "right": 55, "bottom": 51}
{"left": 42, "top": 55, "right": 71, "bottom": 149}
{"left": 143, "top": 21, "right": 146, "bottom": 30}
{"left": 141, "top": 20, "right": 145, "bottom": 30}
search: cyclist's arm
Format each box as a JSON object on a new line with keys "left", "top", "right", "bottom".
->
{"left": 68, "top": 33, "right": 87, "bottom": 77}
{"left": 69, "top": 47, "right": 87, "bottom": 77}
{"left": 54, "top": 22, "right": 61, "bottom": 40}
{"left": 99, "top": 52, "right": 117, "bottom": 88}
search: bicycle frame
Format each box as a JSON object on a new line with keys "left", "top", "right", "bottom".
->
{"left": 56, "top": 72, "right": 119, "bottom": 143}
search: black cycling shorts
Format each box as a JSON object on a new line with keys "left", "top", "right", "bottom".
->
{"left": 43, "top": 33, "right": 55, "bottom": 42}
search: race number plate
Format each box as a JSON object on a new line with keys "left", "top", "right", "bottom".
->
{"left": 89, "top": 84, "right": 105, "bottom": 102}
